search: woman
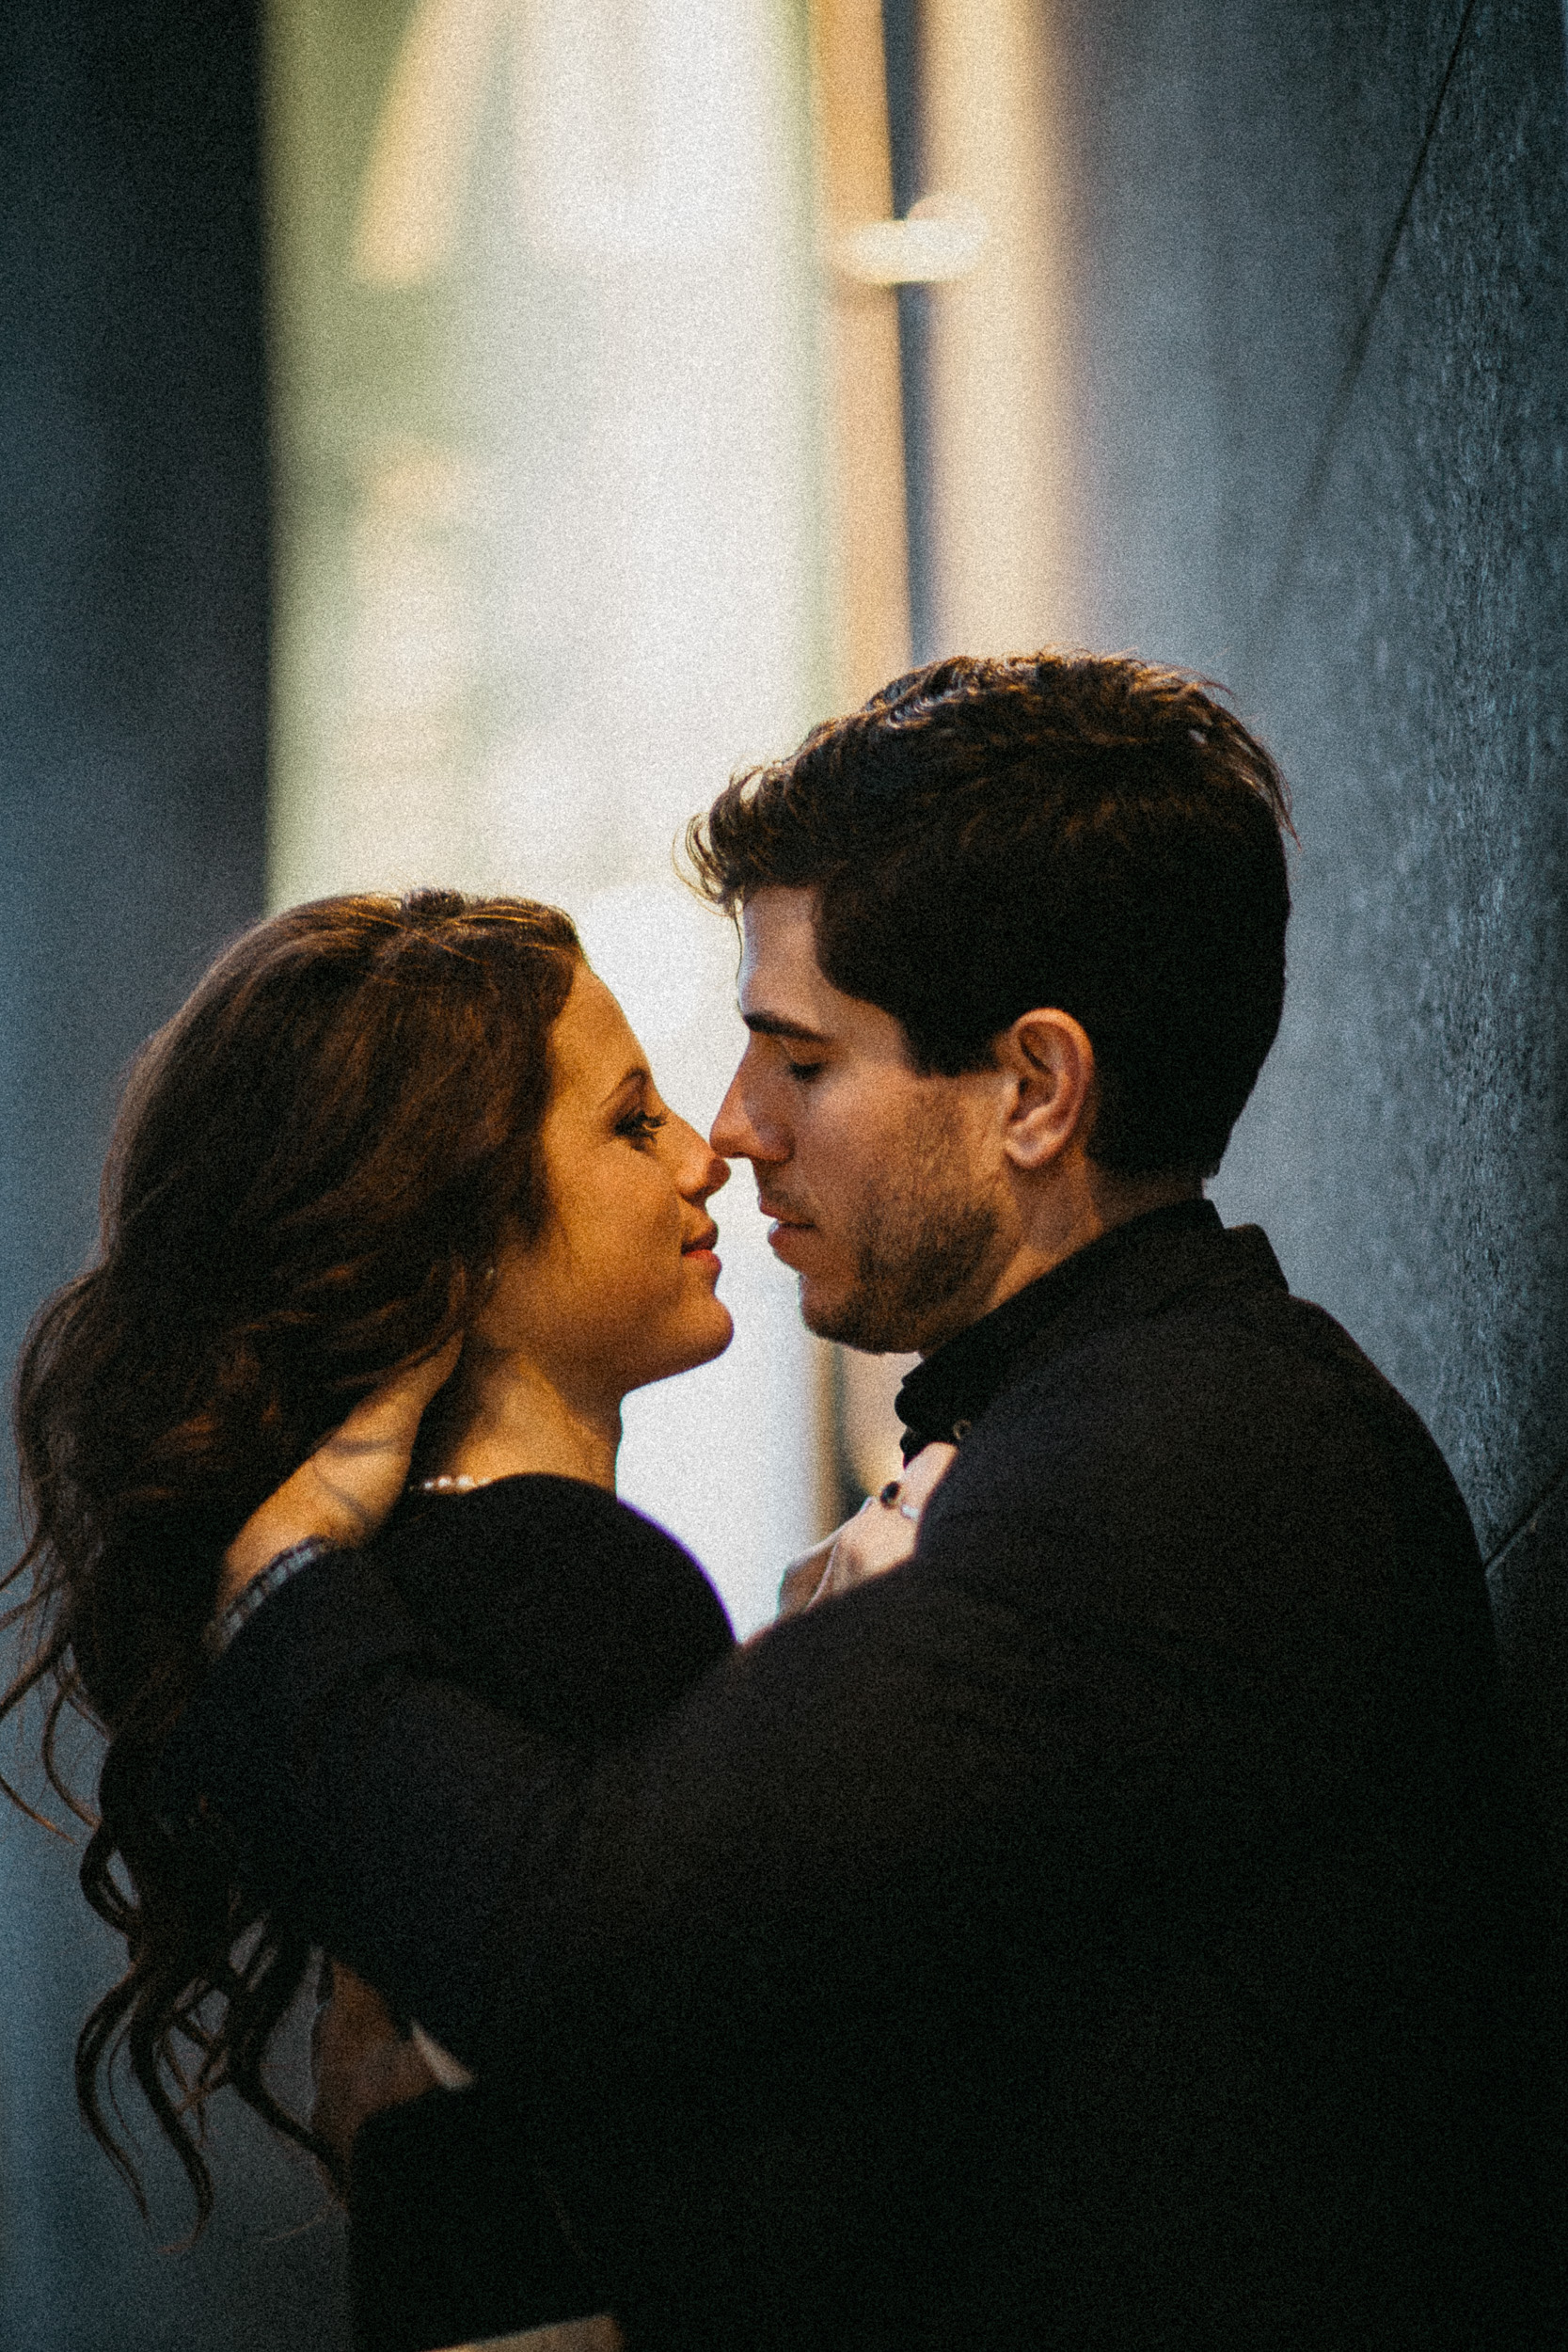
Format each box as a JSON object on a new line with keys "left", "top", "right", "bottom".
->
{"left": 0, "top": 888, "right": 742, "bottom": 2350}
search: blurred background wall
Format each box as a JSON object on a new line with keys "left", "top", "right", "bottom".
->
{"left": 3, "top": 0, "right": 1565, "bottom": 2342}
{"left": 261, "top": 0, "right": 832, "bottom": 1631}
{"left": 0, "top": 6, "right": 351, "bottom": 2345}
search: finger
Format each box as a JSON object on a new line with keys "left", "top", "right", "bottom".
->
{"left": 821, "top": 1502, "right": 920, "bottom": 1590}
{"left": 326, "top": 1332, "right": 464, "bottom": 1449}
{"left": 299, "top": 1335, "right": 465, "bottom": 1529}
{"left": 898, "top": 1440, "right": 958, "bottom": 1511}
{"left": 777, "top": 1533, "right": 838, "bottom": 1619}
{"left": 219, "top": 1333, "right": 464, "bottom": 1595}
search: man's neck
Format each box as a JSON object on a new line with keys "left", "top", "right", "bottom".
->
{"left": 922, "top": 1168, "right": 1203, "bottom": 1357}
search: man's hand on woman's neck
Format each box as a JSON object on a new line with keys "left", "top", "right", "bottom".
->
{"left": 217, "top": 1339, "right": 624, "bottom": 1613}
{"left": 217, "top": 1335, "right": 463, "bottom": 1607}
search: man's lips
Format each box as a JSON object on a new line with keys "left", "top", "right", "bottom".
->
{"left": 760, "top": 1202, "right": 817, "bottom": 1262}
{"left": 758, "top": 1200, "right": 813, "bottom": 1230}
{"left": 682, "top": 1223, "right": 721, "bottom": 1257}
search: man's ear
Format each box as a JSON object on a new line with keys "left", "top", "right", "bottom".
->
{"left": 992, "top": 1009, "right": 1097, "bottom": 1171}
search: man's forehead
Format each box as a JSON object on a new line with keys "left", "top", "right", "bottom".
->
{"left": 736, "top": 886, "right": 913, "bottom": 1062}
{"left": 736, "top": 886, "right": 827, "bottom": 1007}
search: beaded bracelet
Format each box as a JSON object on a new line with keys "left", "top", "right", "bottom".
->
{"left": 202, "top": 1537, "right": 339, "bottom": 1661}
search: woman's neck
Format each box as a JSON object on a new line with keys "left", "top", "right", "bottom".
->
{"left": 432, "top": 1349, "right": 621, "bottom": 1493}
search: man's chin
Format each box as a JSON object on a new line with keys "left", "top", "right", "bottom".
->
{"left": 799, "top": 1277, "right": 921, "bottom": 1356}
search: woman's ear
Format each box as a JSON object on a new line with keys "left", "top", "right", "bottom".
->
{"left": 993, "top": 1008, "right": 1097, "bottom": 1171}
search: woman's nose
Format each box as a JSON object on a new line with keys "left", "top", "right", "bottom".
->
{"left": 674, "top": 1114, "right": 730, "bottom": 1200}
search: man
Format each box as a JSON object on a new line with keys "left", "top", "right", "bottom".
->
{"left": 167, "top": 653, "right": 1559, "bottom": 2347}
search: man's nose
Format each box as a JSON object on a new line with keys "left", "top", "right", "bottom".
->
{"left": 710, "top": 1065, "right": 778, "bottom": 1164}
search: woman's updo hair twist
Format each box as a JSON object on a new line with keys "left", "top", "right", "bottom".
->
{"left": 1, "top": 888, "right": 581, "bottom": 2222}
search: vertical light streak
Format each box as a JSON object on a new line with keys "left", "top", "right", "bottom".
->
{"left": 353, "top": 0, "right": 506, "bottom": 285}
{"left": 808, "top": 0, "right": 911, "bottom": 707}
{"left": 805, "top": 0, "right": 916, "bottom": 1501}
{"left": 922, "top": 0, "right": 1079, "bottom": 654}
{"left": 804, "top": 1, "right": 1084, "bottom": 1499}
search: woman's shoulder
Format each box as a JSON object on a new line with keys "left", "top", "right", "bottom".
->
{"left": 368, "top": 1475, "right": 735, "bottom": 1739}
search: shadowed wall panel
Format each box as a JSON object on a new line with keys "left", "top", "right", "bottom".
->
{"left": 1063, "top": 0, "right": 1477, "bottom": 668}
{"left": 1242, "top": 2, "right": 1568, "bottom": 1548}
{"left": 1056, "top": 0, "right": 1568, "bottom": 1856}
{"left": 0, "top": 3, "right": 347, "bottom": 2343}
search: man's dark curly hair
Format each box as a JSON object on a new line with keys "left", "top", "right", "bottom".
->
{"left": 687, "top": 650, "right": 1293, "bottom": 1178}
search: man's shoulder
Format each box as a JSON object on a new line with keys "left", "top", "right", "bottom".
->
{"left": 931, "top": 1264, "right": 1478, "bottom": 1590}
{"left": 1002, "top": 1255, "right": 1436, "bottom": 1463}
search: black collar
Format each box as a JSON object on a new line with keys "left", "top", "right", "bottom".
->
{"left": 895, "top": 1200, "right": 1282, "bottom": 1458}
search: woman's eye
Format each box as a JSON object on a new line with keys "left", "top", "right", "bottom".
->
{"left": 786, "top": 1060, "right": 824, "bottom": 1084}
{"left": 617, "top": 1108, "right": 668, "bottom": 1146}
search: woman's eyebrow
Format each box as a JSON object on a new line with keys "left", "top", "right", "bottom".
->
{"left": 601, "top": 1062, "right": 652, "bottom": 1107}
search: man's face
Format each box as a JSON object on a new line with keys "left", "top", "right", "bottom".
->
{"left": 709, "top": 887, "right": 1016, "bottom": 1356}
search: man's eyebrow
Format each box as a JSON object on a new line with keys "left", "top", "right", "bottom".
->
{"left": 741, "top": 1011, "right": 832, "bottom": 1044}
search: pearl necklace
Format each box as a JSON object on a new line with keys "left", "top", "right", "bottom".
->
{"left": 410, "top": 1472, "right": 488, "bottom": 1494}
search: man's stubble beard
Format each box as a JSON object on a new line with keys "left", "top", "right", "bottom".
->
{"left": 800, "top": 1102, "right": 1006, "bottom": 1356}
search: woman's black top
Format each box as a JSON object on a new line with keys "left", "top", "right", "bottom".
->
{"left": 342, "top": 1474, "right": 734, "bottom": 2352}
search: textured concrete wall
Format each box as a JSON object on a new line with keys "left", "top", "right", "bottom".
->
{"left": 1055, "top": 0, "right": 1568, "bottom": 1855}
{"left": 0, "top": 5, "right": 348, "bottom": 2344}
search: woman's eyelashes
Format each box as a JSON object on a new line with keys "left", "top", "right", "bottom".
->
{"left": 616, "top": 1104, "right": 669, "bottom": 1148}
{"left": 785, "top": 1058, "right": 825, "bottom": 1084}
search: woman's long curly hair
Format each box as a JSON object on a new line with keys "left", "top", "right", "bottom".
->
{"left": 0, "top": 888, "right": 581, "bottom": 2224}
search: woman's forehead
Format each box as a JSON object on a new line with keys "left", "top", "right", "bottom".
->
{"left": 550, "top": 965, "right": 645, "bottom": 1098}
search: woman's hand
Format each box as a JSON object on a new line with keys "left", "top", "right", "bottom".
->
{"left": 217, "top": 1335, "right": 463, "bottom": 1610}
{"left": 776, "top": 1441, "right": 958, "bottom": 1617}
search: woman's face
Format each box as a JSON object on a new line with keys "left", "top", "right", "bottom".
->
{"left": 472, "top": 965, "right": 734, "bottom": 1406}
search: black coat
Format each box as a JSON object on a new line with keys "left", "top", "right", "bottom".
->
{"left": 327, "top": 1475, "right": 736, "bottom": 2352}
{"left": 164, "top": 1206, "right": 1563, "bottom": 2349}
